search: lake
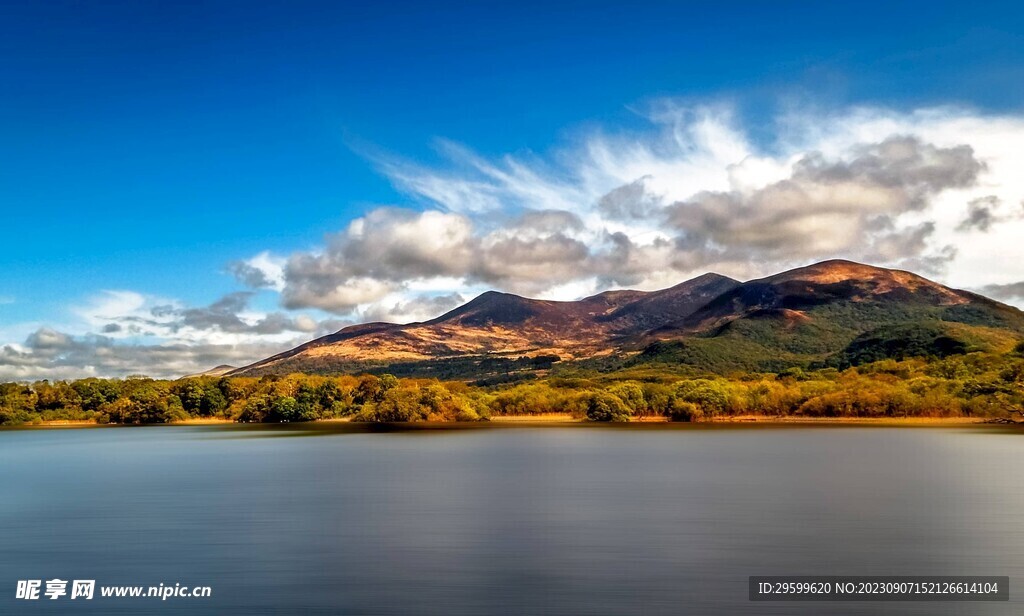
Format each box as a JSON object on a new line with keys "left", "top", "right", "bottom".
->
{"left": 2, "top": 423, "right": 1023, "bottom": 615}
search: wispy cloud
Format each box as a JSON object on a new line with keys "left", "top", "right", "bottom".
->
{"left": 269, "top": 102, "right": 1024, "bottom": 317}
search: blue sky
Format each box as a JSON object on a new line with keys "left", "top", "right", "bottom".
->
{"left": 3, "top": 1, "right": 1024, "bottom": 378}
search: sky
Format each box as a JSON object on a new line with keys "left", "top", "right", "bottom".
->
{"left": 3, "top": 0, "right": 1024, "bottom": 380}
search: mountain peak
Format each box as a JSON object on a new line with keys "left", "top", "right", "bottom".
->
{"left": 764, "top": 259, "right": 900, "bottom": 284}
{"left": 426, "top": 289, "right": 542, "bottom": 327}
{"left": 668, "top": 271, "right": 739, "bottom": 289}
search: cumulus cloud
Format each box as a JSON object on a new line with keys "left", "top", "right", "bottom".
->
{"left": 665, "top": 136, "right": 981, "bottom": 268}
{"left": 279, "top": 207, "right": 597, "bottom": 311}
{"left": 282, "top": 208, "right": 475, "bottom": 312}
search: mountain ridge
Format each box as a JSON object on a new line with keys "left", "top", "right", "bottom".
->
{"left": 227, "top": 260, "right": 1024, "bottom": 377}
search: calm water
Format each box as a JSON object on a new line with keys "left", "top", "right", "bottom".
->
{"left": 2, "top": 423, "right": 1024, "bottom": 615}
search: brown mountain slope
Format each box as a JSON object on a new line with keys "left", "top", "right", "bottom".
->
{"left": 229, "top": 260, "right": 1024, "bottom": 377}
{"left": 228, "top": 273, "right": 739, "bottom": 376}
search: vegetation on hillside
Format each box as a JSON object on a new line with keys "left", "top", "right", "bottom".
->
{"left": 2, "top": 343, "right": 1022, "bottom": 426}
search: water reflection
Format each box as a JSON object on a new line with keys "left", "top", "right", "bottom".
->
{"left": 1, "top": 425, "right": 1022, "bottom": 614}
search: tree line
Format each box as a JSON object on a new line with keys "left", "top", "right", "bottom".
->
{"left": 1, "top": 345, "right": 1023, "bottom": 426}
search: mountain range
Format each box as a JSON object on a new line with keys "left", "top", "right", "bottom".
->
{"left": 228, "top": 260, "right": 1024, "bottom": 378}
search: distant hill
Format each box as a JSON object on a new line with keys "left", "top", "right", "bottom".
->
{"left": 184, "top": 364, "right": 237, "bottom": 378}
{"left": 228, "top": 260, "right": 1024, "bottom": 378}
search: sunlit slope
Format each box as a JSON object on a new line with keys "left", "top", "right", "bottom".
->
{"left": 230, "top": 260, "right": 1024, "bottom": 377}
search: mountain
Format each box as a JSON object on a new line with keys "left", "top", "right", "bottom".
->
{"left": 184, "top": 364, "right": 237, "bottom": 378}
{"left": 229, "top": 273, "right": 739, "bottom": 376}
{"left": 638, "top": 260, "right": 1024, "bottom": 372}
{"left": 228, "top": 260, "right": 1024, "bottom": 377}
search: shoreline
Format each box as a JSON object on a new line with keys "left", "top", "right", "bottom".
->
{"left": 486, "top": 414, "right": 1001, "bottom": 426}
{"left": 7, "top": 415, "right": 1011, "bottom": 430}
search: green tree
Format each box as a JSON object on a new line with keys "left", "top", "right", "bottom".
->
{"left": 609, "top": 382, "right": 646, "bottom": 415}
{"left": 353, "top": 375, "right": 394, "bottom": 405}
{"left": 163, "top": 395, "right": 191, "bottom": 423}
{"left": 71, "top": 378, "right": 120, "bottom": 412}
{"left": 238, "top": 395, "right": 272, "bottom": 422}
{"left": 357, "top": 387, "right": 423, "bottom": 422}
{"left": 673, "top": 379, "right": 733, "bottom": 417}
{"left": 268, "top": 396, "right": 300, "bottom": 422}
{"left": 583, "top": 391, "right": 631, "bottom": 422}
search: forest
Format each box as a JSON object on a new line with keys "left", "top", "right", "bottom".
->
{"left": 2, "top": 341, "right": 1023, "bottom": 426}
